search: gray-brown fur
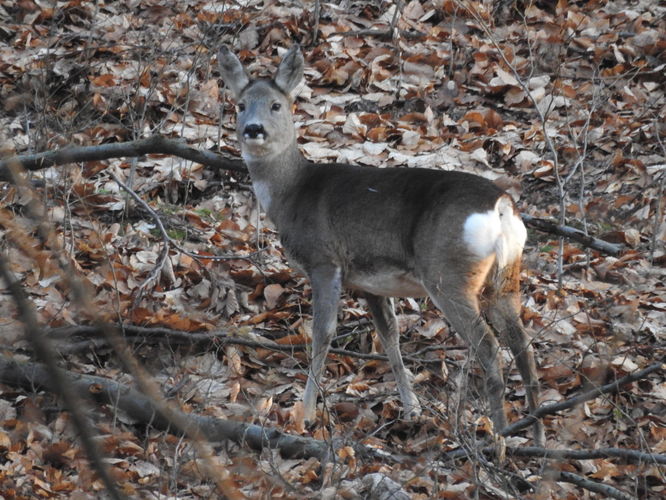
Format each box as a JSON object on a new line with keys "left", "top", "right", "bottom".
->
{"left": 218, "top": 45, "right": 544, "bottom": 445}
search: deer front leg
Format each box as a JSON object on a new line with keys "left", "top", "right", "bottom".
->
{"left": 302, "top": 265, "right": 342, "bottom": 423}
{"left": 365, "top": 294, "right": 421, "bottom": 419}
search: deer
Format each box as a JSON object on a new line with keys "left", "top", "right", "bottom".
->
{"left": 218, "top": 44, "right": 545, "bottom": 445}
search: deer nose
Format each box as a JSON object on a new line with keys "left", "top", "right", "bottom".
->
{"left": 244, "top": 123, "right": 266, "bottom": 139}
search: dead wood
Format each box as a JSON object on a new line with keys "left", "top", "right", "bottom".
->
{"left": 522, "top": 214, "right": 624, "bottom": 256}
{"left": 0, "top": 354, "right": 330, "bottom": 460}
{"left": 0, "top": 135, "right": 246, "bottom": 181}
{"left": 555, "top": 471, "right": 635, "bottom": 500}
{"left": 443, "top": 444, "right": 666, "bottom": 465}
{"left": 46, "top": 323, "right": 463, "bottom": 363}
{"left": 500, "top": 361, "right": 663, "bottom": 437}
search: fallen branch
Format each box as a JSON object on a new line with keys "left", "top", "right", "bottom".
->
{"left": 515, "top": 446, "right": 666, "bottom": 464}
{"left": 443, "top": 444, "right": 666, "bottom": 465}
{"left": 440, "top": 361, "right": 664, "bottom": 465}
{"left": 522, "top": 214, "right": 623, "bottom": 256}
{"left": 0, "top": 135, "right": 246, "bottom": 181}
{"left": 556, "top": 471, "right": 634, "bottom": 500}
{"left": 333, "top": 0, "right": 405, "bottom": 41}
{"left": 501, "top": 361, "right": 663, "bottom": 437}
{"left": 0, "top": 354, "right": 330, "bottom": 460}
{"left": 47, "top": 323, "right": 463, "bottom": 362}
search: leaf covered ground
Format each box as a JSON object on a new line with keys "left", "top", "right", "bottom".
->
{"left": 0, "top": 0, "right": 665, "bottom": 498}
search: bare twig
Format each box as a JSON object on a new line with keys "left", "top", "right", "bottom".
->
{"left": 501, "top": 362, "right": 663, "bottom": 437}
{"left": 514, "top": 446, "right": 666, "bottom": 465}
{"left": 556, "top": 471, "right": 635, "bottom": 500}
{"left": 522, "top": 214, "right": 624, "bottom": 255}
{"left": 312, "top": 0, "right": 321, "bottom": 46}
{"left": 0, "top": 135, "right": 246, "bottom": 181}
{"left": 109, "top": 172, "right": 172, "bottom": 305}
{"left": 47, "top": 323, "right": 462, "bottom": 363}
{"left": 109, "top": 172, "right": 264, "bottom": 265}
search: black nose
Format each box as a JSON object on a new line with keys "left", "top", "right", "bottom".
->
{"left": 244, "top": 123, "right": 265, "bottom": 139}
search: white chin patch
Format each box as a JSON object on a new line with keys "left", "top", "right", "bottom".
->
{"left": 244, "top": 136, "right": 265, "bottom": 146}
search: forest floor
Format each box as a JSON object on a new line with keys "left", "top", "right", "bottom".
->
{"left": 0, "top": 0, "right": 664, "bottom": 498}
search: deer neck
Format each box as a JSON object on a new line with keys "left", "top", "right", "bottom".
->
{"left": 242, "top": 142, "right": 306, "bottom": 216}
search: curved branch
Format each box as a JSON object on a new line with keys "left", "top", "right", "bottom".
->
{"left": 47, "top": 323, "right": 461, "bottom": 363}
{"left": 0, "top": 135, "right": 246, "bottom": 180}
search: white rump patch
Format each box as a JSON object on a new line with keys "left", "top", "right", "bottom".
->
{"left": 463, "top": 196, "right": 527, "bottom": 268}
{"left": 463, "top": 210, "right": 502, "bottom": 260}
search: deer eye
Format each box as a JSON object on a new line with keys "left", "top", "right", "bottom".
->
{"left": 271, "top": 102, "right": 281, "bottom": 112}
{"left": 238, "top": 103, "right": 246, "bottom": 112}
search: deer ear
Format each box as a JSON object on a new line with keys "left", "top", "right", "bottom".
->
{"left": 218, "top": 46, "right": 250, "bottom": 99}
{"left": 274, "top": 44, "right": 304, "bottom": 96}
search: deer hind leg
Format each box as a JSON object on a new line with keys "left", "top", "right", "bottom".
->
{"left": 483, "top": 261, "right": 544, "bottom": 445}
{"left": 365, "top": 293, "right": 421, "bottom": 418}
{"left": 302, "top": 265, "right": 342, "bottom": 423}
{"left": 424, "top": 261, "right": 509, "bottom": 434}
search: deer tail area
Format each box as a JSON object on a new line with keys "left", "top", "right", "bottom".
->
{"left": 462, "top": 194, "right": 526, "bottom": 272}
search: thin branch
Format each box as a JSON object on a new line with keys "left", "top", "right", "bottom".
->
{"left": 312, "top": 0, "right": 321, "bottom": 45}
{"left": 522, "top": 214, "right": 624, "bottom": 255}
{"left": 110, "top": 172, "right": 264, "bottom": 264}
{"left": 0, "top": 257, "right": 125, "bottom": 500}
{"left": 110, "top": 172, "right": 172, "bottom": 305}
{"left": 443, "top": 445, "right": 666, "bottom": 465}
{"left": 459, "top": 0, "right": 570, "bottom": 286}
{"left": 0, "top": 135, "right": 246, "bottom": 181}
{"left": 649, "top": 119, "right": 666, "bottom": 264}
{"left": 47, "top": 323, "right": 462, "bottom": 363}
{"left": 514, "top": 446, "right": 666, "bottom": 465}
{"left": 556, "top": 471, "right": 635, "bottom": 500}
{"left": 501, "top": 362, "right": 663, "bottom": 436}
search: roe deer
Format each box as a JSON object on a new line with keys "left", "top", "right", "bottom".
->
{"left": 218, "top": 44, "right": 544, "bottom": 445}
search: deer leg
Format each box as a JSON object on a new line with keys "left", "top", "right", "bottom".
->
{"left": 302, "top": 265, "right": 342, "bottom": 423}
{"left": 427, "top": 285, "right": 508, "bottom": 434}
{"left": 365, "top": 294, "right": 421, "bottom": 418}
{"left": 484, "top": 292, "right": 544, "bottom": 446}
